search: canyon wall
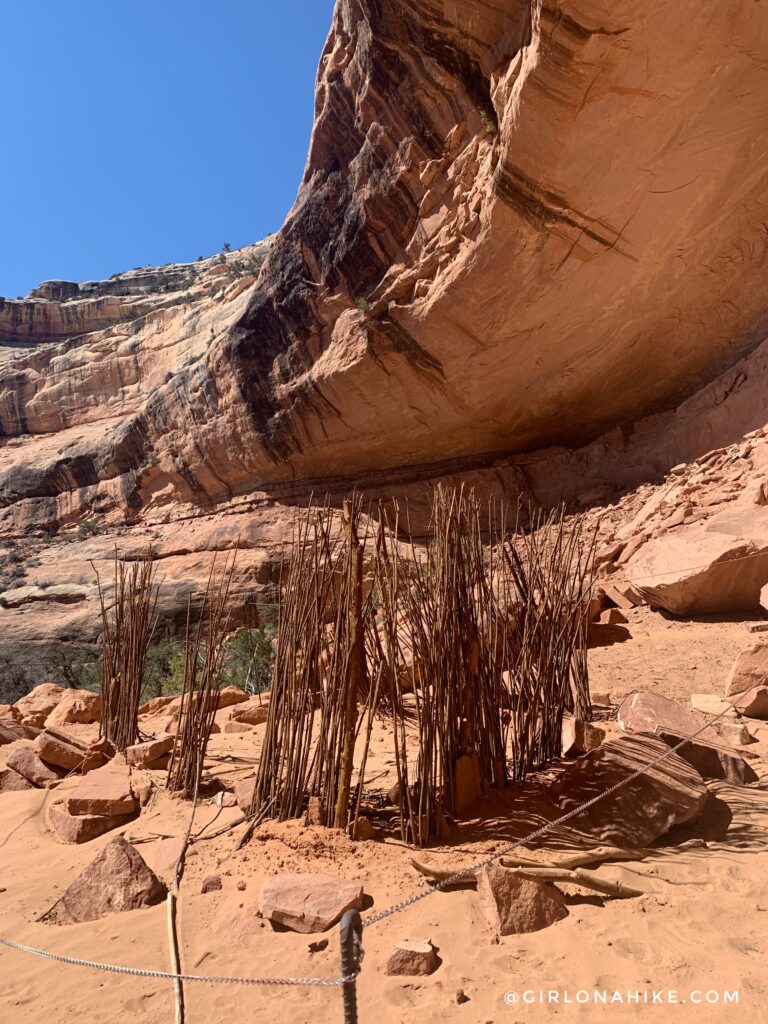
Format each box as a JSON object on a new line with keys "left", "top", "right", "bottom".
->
{"left": 1, "top": 0, "right": 768, "bottom": 671}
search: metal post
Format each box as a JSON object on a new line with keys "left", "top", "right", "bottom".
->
{"left": 339, "top": 909, "right": 363, "bottom": 1024}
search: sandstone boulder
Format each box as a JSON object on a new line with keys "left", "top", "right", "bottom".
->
{"left": 561, "top": 718, "right": 605, "bottom": 757}
{"left": 217, "top": 686, "right": 248, "bottom": 709}
{"left": 476, "top": 865, "right": 568, "bottom": 936}
{"left": 0, "top": 720, "right": 30, "bottom": 746}
{"left": 626, "top": 510, "right": 768, "bottom": 616}
{"left": 230, "top": 701, "right": 270, "bottom": 726}
{"left": 224, "top": 721, "right": 251, "bottom": 734}
{"left": 385, "top": 939, "right": 439, "bottom": 976}
{"left": 548, "top": 735, "right": 707, "bottom": 847}
{"left": 597, "top": 608, "right": 628, "bottom": 626}
{"left": 138, "top": 695, "right": 177, "bottom": 716}
{"left": 126, "top": 735, "right": 174, "bottom": 768}
{"left": 0, "top": 767, "right": 34, "bottom": 793}
{"left": 42, "top": 836, "right": 166, "bottom": 923}
{"left": 726, "top": 643, "right": 768, "bottom": 699}
{"left": 733, "top": 686, "right": 768, "bottom": 719}
{"left": 34, "top": 731, "right": 88, "bottom": 771}
{"left": 12, "top": 684, "right": 66, "bottom": 728}
{"left": 44, "top": 689, "right": 101, "bottom": 727}
{"left": 617, "top": 692, "right": 756, "bottom": 785}
{"left": 47, "top": 797, "right": 135, "bottom": 844}
{"left": 260, "top": 874, "right": 364, "bottom": 933}
{"left": 6, "top": 747, "right": 64, "bottom": 787}
{"left": 66, "top": 765, "right": 139, "bottom": 816}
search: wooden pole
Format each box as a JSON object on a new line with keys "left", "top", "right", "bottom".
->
{"left": 334, "top": 499, "right": 363, "bottom": 830}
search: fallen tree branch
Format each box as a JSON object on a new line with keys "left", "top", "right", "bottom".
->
{"left": 506, "top": 866, "right": 644, "bottom": 898}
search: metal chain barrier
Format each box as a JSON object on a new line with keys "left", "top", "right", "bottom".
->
{"left": 0, "top": 936, "right": 355, "bottom": 987}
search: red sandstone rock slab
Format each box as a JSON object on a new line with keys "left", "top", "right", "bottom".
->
{"left": 734, "top": 685, "right": 768, "bottom": 718}
{"left": 260, "top": 874, "right": 364, "bottom": 933}
{"left": 6, "top": 746, "right": 64, "bottom": 787}
{"left": 224, "top": 720, "right": 252, "bottom": 734}
{"left": 547, "top": 734, "right": 707, "bottom": 847}
{"left": 618, "top": 692, "right": 757, "bottom": 784}
{"left": 230, "top": 700, "right": 270, "bottom": 726}
{"left": 126, "top": 735, "right": 174, "bottom": 767}
{"left": 726, "top": 643, "right": 768, "bottom": 700}
{"left": 476, "top": 865, "right": 569, "bottom": 935}
{"left": 47, "top": 797, "right": 136, "bottom": 844}
{"left": 34, "top": 731, "right": 88, "bottom": 771}
{"left": 41, "top": 836, "right": 166, "bottom": 923}
{"left": 234, "top": 775, "right": 257, "bottom": 814}
{"left": 66, "top": 765, "right": 138, "bottom": 816}
{"left": 0, "top": 767, "right": 34, "bottom": 793}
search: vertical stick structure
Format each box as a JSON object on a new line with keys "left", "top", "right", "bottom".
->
{"left": 95, "top": 550, "right": 159, "bottom": 751}
{"left": 166, "top": 552, "right": 237, "bottom": 795}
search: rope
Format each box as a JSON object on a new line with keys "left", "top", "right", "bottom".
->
{"left": 0, "top": 938, "right": 355, "bottom": 987}
{"left": 362, "top": 680, "right": 763, "bottom": 927}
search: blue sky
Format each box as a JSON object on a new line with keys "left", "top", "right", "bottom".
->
{"left": 0, "top": 1, "right": 336, "bottom": 297}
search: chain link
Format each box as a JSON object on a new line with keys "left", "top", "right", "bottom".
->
{"left": 0, "top": 938, "right": 355, "bottom": 987}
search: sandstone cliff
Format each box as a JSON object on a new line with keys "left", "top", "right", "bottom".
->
{"left": 1, "top": 0, "right": 768, "bottom": 670}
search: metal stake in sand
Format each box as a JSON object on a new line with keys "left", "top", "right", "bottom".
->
{"left": 339, "top": 909, "right": 363, "bottom": 1024}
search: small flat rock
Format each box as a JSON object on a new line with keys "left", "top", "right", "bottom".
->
{"left": 561, "top": 717, "right": 605, "bottom": 757}
{"left": 66, "top": 765, "right": 139, "bottom": 816}
{"left": 714, "top": 720, "right": 753, "bottom": 746}
{"left": 690, "top": 694, "right": 738, "bottom": 718}
{"left": 385, "top": 939, "right": 439, "bottom": 976}
{"left": 47, "top": 797, "right": 136, "bottom": 844}
{"left": 126, "top": 735, "right": 174, "bottom": 768}
{"left": 201, "top": 874, "right": 223, "bottom": 894}
{"left": 476, "top": 866, "right": 568, "bottom": 935}
{"left": 548, "top": 734, "right": 707, "bottom": 847}
{"left": 42, "top": 836, "right": 166, "bottom": 924}
{"left": 139, "top": 837, "right": 185, "bottom": 879}
{"left": 0, "top": 767, "right": 34, "bottom": 793}
{"left": 6, "top": 746, "right": 64, "bottom": 787}
{"left": 260, "top": 873, "right": 364, "bottom": 933}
